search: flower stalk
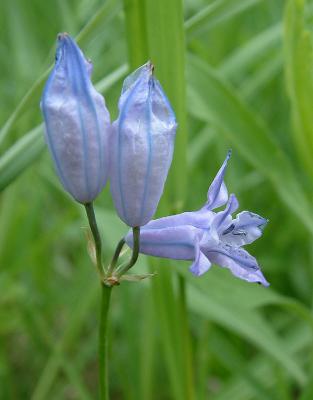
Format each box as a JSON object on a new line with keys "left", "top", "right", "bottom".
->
{"left": 107, "top": 238, "right": 126, "bottom": 276}
{"left": 115, "top": 227, "right": 140, "bottom": 278}
{"left": 85, "top": 202, "right": 104, "bottom": 278}
{"left": 99, "top": 283, "right": 112, "bottom": 400}
{"left": 84, "top": 202, "right": 112, "bottom": 399}
{"left": 84, "top": 204, "right": 142, "bottom": 399}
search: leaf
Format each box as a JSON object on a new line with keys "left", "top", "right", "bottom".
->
{"left": 212, "top": 323, "right": 312, "bottom": 400}
{"left": 188, "top": 124, "right": 216, "bottom": 168}
{"left": 220, "top": 23, "right": 281, "bottom": 79}
{"left": 123, "top": 0, "right": 148, "bottom": 69}
{"left": 178, "top": 265, "right": 313, "bottom": 329}
{"left": 284, "top": 0, "right": 313, "bottom": 176}
{"left": 31, "top": 274, "right": 98, "bottom": 400}
{"left": 299, "top": 372, "right": 313, "bottom": 400}
{"left": 144, "top": 0, "right": 187, "bottom": 210}
{"left": 241, "top": 52, "right": 283, "bottom": 99}
{"left": 185, "top": 0, "right": 262, "bottom": 37}
{"left": 0, "top": 125, "right": 44, "bottom": 191}
{"left": 95, "top": 63, "right": 128, "bottom": 93}
{"left": 185, "top": 276, "right": 306, "bottom": 385}
{"left": 174, "top": 264, "right": 313, "bottom": 384}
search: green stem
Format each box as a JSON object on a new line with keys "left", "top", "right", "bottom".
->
{"left": 99, "top": 284, "right": 112, "bottom": 400}
{"left": 84, "top": 202, "right": 103, "bottom": 277}
{"left": 107, "top": 238, "right": 126, "bottom": 276}
{"left": 115, "top": 227, "right": 140, "bottom": 277}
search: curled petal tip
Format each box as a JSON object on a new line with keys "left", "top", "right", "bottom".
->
{"left": 259, "top": 219, "right": 269, "bottom": 231}
{"left": 260, "top": 279, "right": 270, "bottom": 287}
{"left": 255, "top": 270, "right": 270, "bottom": 287}
{"left": 205, "top": 151, "right": 232, "bottom": 210}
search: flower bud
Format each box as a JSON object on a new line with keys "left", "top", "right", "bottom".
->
{"left": 41, "top": 33, "right": 111, "bottom": 203}
{"left": 110, "top": 62, "right": 177, "bottom": 227}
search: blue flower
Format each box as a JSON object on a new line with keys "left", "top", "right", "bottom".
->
{"left": 41, "top": 33, "right": 111, "bottom": 203}
{"left": 110, "top": 62, "right": 177, "bottom": 227}
{"left": 126, "top": 152, "right": 269, "bottom": 286}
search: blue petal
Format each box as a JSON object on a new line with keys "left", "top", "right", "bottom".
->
{"left": 134, "top": 151, "right": 232, "bottom": 229}
{"left": 120, "top": 62, "right": 152, "bottom": 98}
{"left": 141, "top": 209, "right": 215, "bottom": 230}
{"left": 125, "top": 225, "right": 200, "bottom": 260}
{"left": 204, "top": 242, "right": 269, "bottom": 286}
{"left": 221, "top": 211, "right": 268, "bottom": 247}
{"left": 189, "top": 242, "right": 212, "bottom": 276}
{"left": 211, "top": 194, "right": 239, "bottom": 233}
{"left": 204, "top": 150, "right": 231, "bottom": 210}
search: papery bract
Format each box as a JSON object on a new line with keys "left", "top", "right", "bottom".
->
{"left": 110, "top": 62, "right": 177, "bottom": 227}
{"left": 41, "top": 33, "right": 110, "bottom": 203}
{"left": 126, "top": 152, "right": 269, "bottom": 286}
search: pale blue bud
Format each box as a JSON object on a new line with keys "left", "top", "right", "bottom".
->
{"left": 41, "top": 33, "right": 111, "bottom": 203}
{"left": 110, "top": 62, "right": 177, "bottom": 227}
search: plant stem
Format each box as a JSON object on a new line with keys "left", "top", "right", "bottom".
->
{"left": 99, "top": 283, "right": 112, "bottom": 400}
{"left": 115, "top": 227, "right": 140, "bottom": 277}
{"left": 84, "top": 202, "right": 103, "bottom": 277}
{"left": 107, "top": 237, "right": 126, "bottom": 275}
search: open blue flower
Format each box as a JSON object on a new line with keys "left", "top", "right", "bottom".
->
{"left": 41, "top": 33, "right": 111, "bottom": 204}
{"left": 126, "top": 152, "right": 269, "bottom": 286}
{"left": 110, "top": 62, "right": 177, "bottom": 227}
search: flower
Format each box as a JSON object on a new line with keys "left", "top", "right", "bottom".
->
{"left": 41, "top": 33, "right": 111, "bottom": 204}
{"left": 109, "top": 62, "right": 177, "bottom": 227}
{"left": 125, "top": 152, "right": 269, "bottom": 286}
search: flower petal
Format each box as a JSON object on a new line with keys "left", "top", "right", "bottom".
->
{"left": 212, "top": 194, "right": 239, "bottom": 233}
{"left": 204, "top": 242, "right": 269, "bottom": 286}
{"left": 189, "top": 242, "right": 212, "bottom": 276}
{"left": 136, "top": 151, "right": 232, "bottom": 230}
{"left": 204, "top": 150, "right": 231, "bottom": 210}
{"left": 221, "top": 211, "right": 268, "bottom": 247}
{"left": 141, "top": 208, "right": 215, "bottom": 230}
{"left": 125, "top": 225, "right": 200, "bottom": 260}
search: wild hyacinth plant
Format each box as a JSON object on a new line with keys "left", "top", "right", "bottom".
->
{"left": 41, "top": 34, "right": 268, "bottom": 400}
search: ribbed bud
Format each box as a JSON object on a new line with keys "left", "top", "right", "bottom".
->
{"left": 110, "top": 62, "right": 177, "bottom": 227}
{"left": 41, "top": 33, "right": 110, "bottom": 203}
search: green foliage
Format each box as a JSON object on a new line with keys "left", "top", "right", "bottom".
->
{"left": 1, "top": 0, "right": 313, "bottom": 399}
{"left": 284, "top": 0, "right": 313, "bottom": 177}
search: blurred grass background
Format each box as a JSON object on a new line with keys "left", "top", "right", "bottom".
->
{"left": 1, "top": 0, "right": 313, "bottom": 399}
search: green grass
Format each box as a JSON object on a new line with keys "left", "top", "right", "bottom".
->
{"left": 1, "top": 0, "right": 313, "bottom": 399}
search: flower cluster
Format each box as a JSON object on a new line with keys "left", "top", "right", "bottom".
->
{"left": 41, "top": 34, "right": 268, "bottom": 286}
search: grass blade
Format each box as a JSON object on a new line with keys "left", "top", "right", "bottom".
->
{"left": 284, "top": 0, "right": 313, "bottom": 176}
{"left": 185, "top": 0, "right": 262, "bottom": 37}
